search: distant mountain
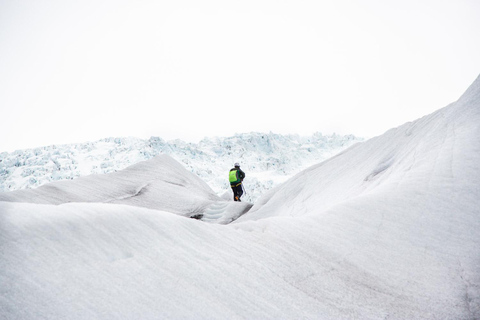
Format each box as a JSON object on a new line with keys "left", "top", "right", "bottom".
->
{"left": 0, "top": 132, "right": 362, "bottom": 202}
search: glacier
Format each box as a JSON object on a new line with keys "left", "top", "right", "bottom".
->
{"left": 0, "top": 132, "right": 362, "bottom": 203}
{"left": 0, "top": 74, "right": 479, "bottom": 319}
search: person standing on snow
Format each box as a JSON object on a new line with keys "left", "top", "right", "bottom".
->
{"left": 229, "top": 163, "right": 245, "bottom": 201}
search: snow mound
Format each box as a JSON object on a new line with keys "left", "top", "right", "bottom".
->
{"left": 0, "top": 201, "right": 338, "bottom": 319}
{"left": 0, "top": 154, "right": 221, "bottom": 217}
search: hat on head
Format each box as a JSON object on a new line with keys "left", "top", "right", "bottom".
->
{"left": 234, "top": 162, "right": 240, "bottom": 167}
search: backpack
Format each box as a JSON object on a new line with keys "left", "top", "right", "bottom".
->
{"left": 229, "top": 169, "right": 241, "bottom": 184}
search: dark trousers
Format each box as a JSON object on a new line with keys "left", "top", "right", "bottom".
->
{"left": 231, "top": 184, "right": 243, "bottom": 201}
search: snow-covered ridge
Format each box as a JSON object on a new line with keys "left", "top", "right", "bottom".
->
{"left": 0, "top": 132, "right": 362, "bottom": 202}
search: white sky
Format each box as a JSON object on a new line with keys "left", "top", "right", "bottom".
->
{"left": 1, "top": 0, "right": 479, "bottom": 152}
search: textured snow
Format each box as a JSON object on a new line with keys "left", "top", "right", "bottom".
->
{"left": 0, "top": 154, "right": 221, "bottom": 217}
{"left": 1, "top": 75, "right": 479, "bottom": 319}
{"left": 0, "top": 132, "right": 361, "bottom": 202}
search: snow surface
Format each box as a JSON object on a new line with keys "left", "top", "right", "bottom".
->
{"left": 1, "top": 75, "right": 480, "bottom": 319}
{"left": 0, "top": 132, "right": 361, "bottom": 203}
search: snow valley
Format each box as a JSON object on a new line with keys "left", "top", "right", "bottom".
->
{"left": 1, "top": 74, "right": 480, "bottom": 319}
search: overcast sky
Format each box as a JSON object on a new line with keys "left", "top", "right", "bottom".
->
{"left": 1, "top": 0, "right": 479, "bottom": 152}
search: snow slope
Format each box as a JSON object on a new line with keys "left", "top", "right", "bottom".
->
{"left": 1, "top": 75, "right": 479, "bottom": 319}
{"left": 237, "top": 73, "right": 480, "bottom": 317}
{"left": 0, "top": 132, "right": 361, "bottom": 202}
{"left": 241, "top": 78, "right": 480, "bottom": 220}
